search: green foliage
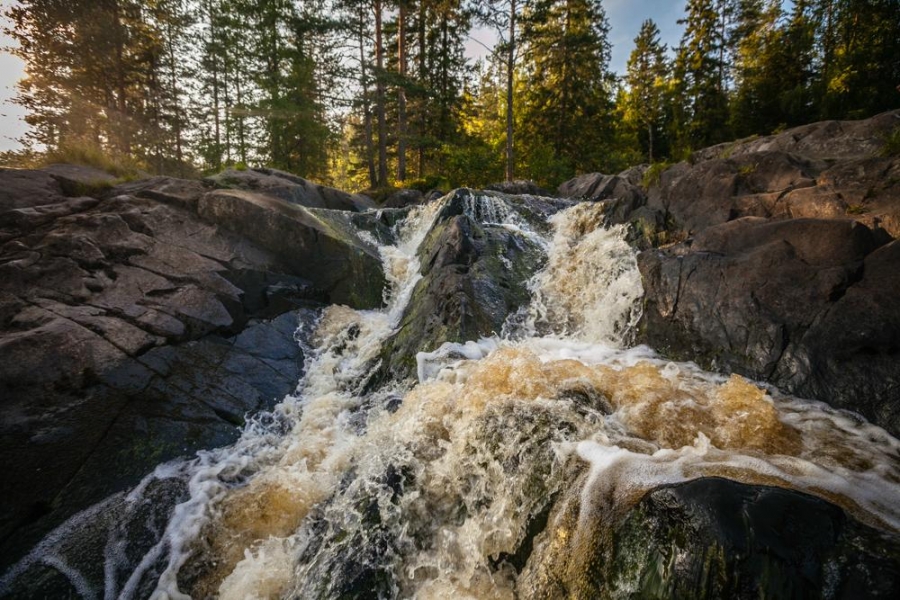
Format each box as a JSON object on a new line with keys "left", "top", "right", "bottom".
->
{"left": 3, "top": 0, "right": 898, "bottom": 190}
{"left": 642, "top": 161, "right": 673, "bottom": 189}
{"left": 518, "top": 0, "right": 617, "bottom": 183}
{"left": 881, "top": 128, "right": 900, "bottom": 158}
{"left": 44, "top": 139, "right": 144, "bottom": 178}
{"left": 623, "top": 20, "right": 670, "bottom": 163}
{"left": 399, "top": 175, "right": 444, "bottom": 193}
{"left": 674, "top": 0, "right": 732, "bottom": 150}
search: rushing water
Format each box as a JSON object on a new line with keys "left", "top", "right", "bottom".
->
{"left": 3, "top": 191, "right": 899, "bottom": 599}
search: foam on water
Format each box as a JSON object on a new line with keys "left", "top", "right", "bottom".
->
{"left": 507, "top": 202, "right": 643, "bottom": 344}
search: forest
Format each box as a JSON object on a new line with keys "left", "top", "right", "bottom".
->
{"left": 3, "top": 0, "right": 899, "bottom": 191}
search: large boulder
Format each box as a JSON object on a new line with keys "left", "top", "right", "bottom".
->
{"left": 556, "top": 171, "right": 668, "bottom": 248}
{"left": 646, "top": 151, "right": 822, "bottom": 234}
{"left": 638, "top": 217, "right": 899, "bottom": 436}
{"left": 694, "top": 110, "right": 900, "bottom": 162}
{"left": 205, "top": 167, "right": 375, "bottom": 212}
{"left": 525, "top": 477, "right": 900, "bottom": 599}
{"left": 638, "top": 112, "right": 900, "bottom": 239}
{"left": 198, "top": 189, "right": 386, "bottom": 308}
{"left": 370, "top": 189, "right": 562, "bottom": 385}
{"left": 0, "top": 169, "right": 345, "bottom": 572}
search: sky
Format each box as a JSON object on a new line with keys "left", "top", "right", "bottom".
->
{"left": 0, "top": 0, "right": 687, "bottom": 153}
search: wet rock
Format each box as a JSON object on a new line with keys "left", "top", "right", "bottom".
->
{"left": 788, "top": 240, "right": 900, "bottom": 432}
{"left": 0, "top": 309, "right": 315, "bottom": 579}
{"left": 522, "top": 477, "right": 900, "bottom": 599}
{"left": 0, "top": 167, "right": 334, "bottom": 573}
{"left": 205, "top": 167, "right": 374, "bottom": 212}
{"left": 371, "top": 190, "right": 550, "bottom": 384}
{"left": 556, "top": 172, "right": 668, "bottom": 248}
{"left": 486, "top": 179, "right": 552, "bottom": 196}
{"left": 638, "top": 217, "right": 900, "bottom": 436}
{"left": 604, "top": 478, "right": 900, "bottom": 599}
{"left": 198, "top": 189, "right": 386, "bottom": 308}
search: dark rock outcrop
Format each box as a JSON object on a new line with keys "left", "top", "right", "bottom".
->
{"left": 639, "top": 217, "right": 899, "bottom": 436}
{"left": 381, "top": 188, "right": 426, "bottom": 208}
{"left": 556, "top": 171, "right": 669, "bottom": 248}
{"left": 637, "top": 111, "right": 900, "bottom": 239}
{"left": 205, "top": 167, "right": 375, "bottom": 212}
{"left": 0, "top": 165, "right": 389, "bottom": 571}
{"left": 522, "top": 477, "right": 900, "bottom": 599}
{"left": 605, "top": 478, "right": 900, "bottom": 599}
{"left": 486, "top": 179, "right": 552, "bottom": 197}
{"left": 694, "top": 110, "right": 900, "bottom": 162}
{"left": 371, "top": 190, "right": 565, "bottom": 384}
{"left": 198, "top": 189, "right": 386, "bottom": 308}
{"left": 629, "top": 111, "right": 900, "bottom": 435}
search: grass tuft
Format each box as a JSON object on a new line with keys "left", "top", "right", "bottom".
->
{"left": 43, "top": 140, "right": 144, "bottom": 178}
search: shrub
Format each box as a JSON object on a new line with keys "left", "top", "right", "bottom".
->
{"left": 43, "top": 139, "right": 144, "bottom": 178}
{"left": 880, "top": 127, "right": 900, "bottom": 157}
{"left": 641, "top": 161, "right": 672, "bottom": 189}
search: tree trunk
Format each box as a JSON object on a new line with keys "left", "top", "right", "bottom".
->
{"left": 210, "top": 2, "right": 222, "bottom": 170}
{"left": 374, "top": 0, "right": 388, "bottom": 187}
{"left": 112, "top": 2, "right": 131, "bottom": 155}
{"left": 236, "top": 76, "right": 247, "bottom": 165}
{"left": 505, "top": 0, "right": 516, "bottom": 182}
{"left": 166, "top": 18, "right": 183, "bottom": 176}
{"left": 358, "top": 4, "right": 376, "bottom": 188}
{"left": 418, "top": 0, "right": 426, "bottom": 178}
{"left": 397, "top": 1, "right": 408, "bottom": 182}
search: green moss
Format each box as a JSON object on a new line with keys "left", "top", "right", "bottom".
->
{"left": 721, "top": 134, "right": 759, "bottom": 159}
{"left": 880, "top": 127, "right": 900, "bottom": 157}
{"left": 846, "top": 204, "right": 867, "bottom": 215}
{"left": 642, "top": 161, "right": 673, "bottom": 189}
{"left": 737, "top": 162, "right": 757, "bottom": 176}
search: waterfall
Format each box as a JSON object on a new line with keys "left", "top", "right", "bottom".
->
{"left": 3, "top": 191, "right": 899, "bottom": 600}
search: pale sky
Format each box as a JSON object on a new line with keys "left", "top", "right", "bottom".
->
{"left": 0, "top": 0, "right": 687, "bottom": 153}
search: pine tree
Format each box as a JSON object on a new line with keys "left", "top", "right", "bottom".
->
{"left": 814, "top": 0, "right": 900, "bottom": 119}
{"left": 477, "top": 0, "right": 522, "bottom": 181}
{"left": 623, "top": 19, "right": 669, "bottom": 163}
{"left": 674, "top": 0, "right": 732, "bottom": 150}
{"left": 519, "top": 0, "right": 616, "bottom": 184}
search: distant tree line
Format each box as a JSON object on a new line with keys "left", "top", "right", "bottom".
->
{"left": 3, "top": 0, "right": 899, "bottom": 189}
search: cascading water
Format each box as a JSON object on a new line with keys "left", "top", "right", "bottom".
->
{"left": 3, "top": 190, "right": 899, "bottom": 599}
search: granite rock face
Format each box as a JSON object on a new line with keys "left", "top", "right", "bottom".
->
{"left": 371, "top": 189, "right": 567, "bottom": 385}
{"left": 558, "top": 111, "right": 900, "bottom": 435}
{"left": 520, "top": 477, "right": 900, "bottom": 599}
{"left": 205, "top": 167, "right": 375, "bottom": 212}
{"left": 604, "top": 478, "right": 900, "bottom": 599}
{"left": 0, "top": 166, "right": 389, "bottom": 570}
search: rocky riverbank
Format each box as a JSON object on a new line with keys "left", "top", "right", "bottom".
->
{"left": 558, "top": 109, "right": 900, "bottom": 438}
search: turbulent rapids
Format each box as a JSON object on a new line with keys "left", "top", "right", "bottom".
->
{"left": 3, "top": 190, "right": 900, "bottom": 599}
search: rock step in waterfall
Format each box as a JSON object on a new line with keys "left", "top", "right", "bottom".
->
{"left": 0, "top": 110, "right": 898, "bottom": 598}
